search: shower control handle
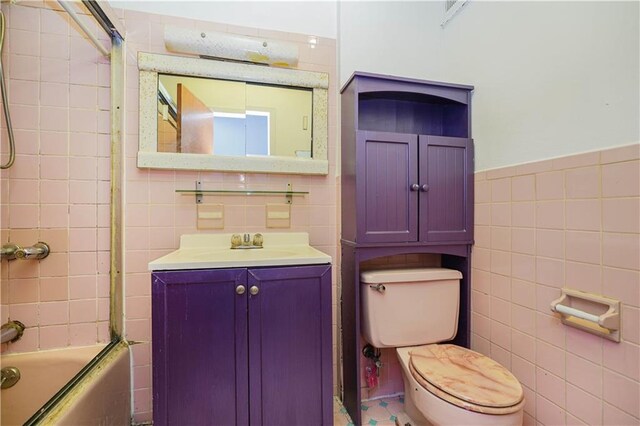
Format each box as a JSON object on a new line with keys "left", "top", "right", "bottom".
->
{"left": 15, "top": 242, "right": 50, "bottom": 260}
{"left": 1, "top": 243, "right": 19, "bottom": 260}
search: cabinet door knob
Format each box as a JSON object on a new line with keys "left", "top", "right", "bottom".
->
{"left": 249, "top": 286, "right": 259, "bottom": 296}
{"left": 420, "top": 184, "right": 429, "bottom": 192}
{"left": 410, "top": 183, "right": 420, "bottom": 191}
{"left": 236, "top": 285, "right": 246, "bottom": 295}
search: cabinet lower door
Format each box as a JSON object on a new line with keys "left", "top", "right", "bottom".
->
{"left": 152, "top": 269, "right": 249, "bottom": 426}
{"left": 356, "top": 130, "right": 418, "bottom": 243}
{"left": 247, "top": 265, "right": 332, "bottom": 426}
{"left": 418, "top": 135, "right": 474, "bottom": 242}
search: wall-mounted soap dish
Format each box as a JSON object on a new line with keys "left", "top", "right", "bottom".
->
{"left": 550, "top": 288, "right": 621, "bottom": 342}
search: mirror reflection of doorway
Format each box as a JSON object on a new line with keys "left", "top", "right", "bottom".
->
{"left": 177, "top": 83, "right": 214, "bottom": 154}
{"left": 213, "top": 111, "right": 270, "bottom": 156}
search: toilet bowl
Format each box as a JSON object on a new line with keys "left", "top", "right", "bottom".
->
{"left": 396, "top": 345, "right": 524, "bottom": 426}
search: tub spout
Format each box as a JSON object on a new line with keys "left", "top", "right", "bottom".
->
{"left": 1, "top": 320, "right": 25, "bottom": 344}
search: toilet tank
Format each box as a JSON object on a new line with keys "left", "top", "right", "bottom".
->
{"left": 361, "top": 268, "right": 462, "bottom": 348}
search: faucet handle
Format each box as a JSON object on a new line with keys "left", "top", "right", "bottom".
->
{"left": 1, "top": 243, "right": 19, "bottom": 261}
{"left": 243, "top": 233, "right": 251, "bottom": 246}
{"left": 230, "top": 234, "right": 242, "bottom": 248}
{"left": 253, "top": 233, "right": 263, "bottom": 247}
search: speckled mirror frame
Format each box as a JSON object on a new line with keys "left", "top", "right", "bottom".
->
{"left": 137, "top": 52, "right": 329, "bottom": 174}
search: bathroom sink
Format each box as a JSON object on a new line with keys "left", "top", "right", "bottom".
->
{"left": 148, "top": 233, "right": 331, "bottom": 271}
{"left": 191, "top": 248, "right": 298, "bottom": 261}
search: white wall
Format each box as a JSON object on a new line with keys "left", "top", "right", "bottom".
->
{"left": 339, "top": 1, "right": 639, "bottom": 171}
{"left": 111, "top": 1, "right": 337, "bottom": 39}
{"left": 338, "top": 1, "right": 445, "bottom": 86}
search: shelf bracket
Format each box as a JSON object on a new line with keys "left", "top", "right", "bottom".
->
{"left": 195, "top": 180, "right": 203, "bottom": 204}
{"left": 286, "top": 183, "right": 293, "bottom": 204}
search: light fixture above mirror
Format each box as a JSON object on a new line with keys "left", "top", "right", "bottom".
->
{"left": 164, "top": 25, "right": 299, "bottom": 67}
{"left": 137, "top": 52, "right": 329, "bottom": 175}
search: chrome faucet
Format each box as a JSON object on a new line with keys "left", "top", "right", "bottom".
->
{"left": 230, "top": 233, "right": 263, "bottom": 249}
{"left": 1, "top": 242, "right": 49, "bottom": 261}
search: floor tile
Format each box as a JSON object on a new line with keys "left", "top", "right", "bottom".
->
{"left": 335, "top": 394, "right": 409, "bottom": 426}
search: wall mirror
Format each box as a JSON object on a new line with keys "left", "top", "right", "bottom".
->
{"left": 138, "top": 52, "right": 329, "bottom": 174}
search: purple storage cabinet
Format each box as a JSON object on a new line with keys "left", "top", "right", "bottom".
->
{"left": 340, "top": 72, "right": 474, "bottom": 425}
{"left": 152, "top": 264, "right": 332, "bottom": 426}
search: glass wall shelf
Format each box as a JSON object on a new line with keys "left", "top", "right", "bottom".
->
{"left": 177, "top": 182, "right": 307, "bottom": 204}
{"left": 175, "top": 189, "right": 309, "bottom": 195}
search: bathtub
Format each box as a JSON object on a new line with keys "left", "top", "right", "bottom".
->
{"left": 1, "top": 341, "right": 130, "bottom": 425}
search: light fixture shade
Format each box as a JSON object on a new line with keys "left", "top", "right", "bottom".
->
{"left": 164, "top": 25, "right": 299, "bottom": 68}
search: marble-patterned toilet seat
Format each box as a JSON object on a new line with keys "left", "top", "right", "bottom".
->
{"left": 408, "top": 344, "right": 524, "bottom": 415}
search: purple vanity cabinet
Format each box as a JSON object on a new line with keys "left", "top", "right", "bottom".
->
{"left": 340, "top": 72, "right": 474, "bottom": 426}
{"left": 152, "top": 268, "right": 249, "bottom": 426}
{"left": 152, "top": 264, "right": 332, "bottom": 426}
{"left": 247, "top": 265, "right": 333, "bottom": 425}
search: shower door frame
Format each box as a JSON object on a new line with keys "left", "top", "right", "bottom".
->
{"left": 20, "top": 1, "right": 127, "bottom": 424}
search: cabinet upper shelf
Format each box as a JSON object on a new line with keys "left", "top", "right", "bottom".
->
{"left": 342, "top": 72, "right": 474, "bottom": 139}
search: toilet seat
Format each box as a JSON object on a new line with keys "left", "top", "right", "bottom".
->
{"left": 409, "top": 344, "right": 524, "bottom": 415}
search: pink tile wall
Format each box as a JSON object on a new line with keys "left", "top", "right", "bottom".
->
{"left": 0, "top": 2, "right": 111, "bottom": 353}
{"left": 113, "top": 9, "right": 339, "bottom": 423}
{"left": 472, "top": 144, "right": 640, "bottom": 425}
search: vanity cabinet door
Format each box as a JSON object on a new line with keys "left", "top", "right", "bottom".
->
{"left": 247, "top": 265, "right": 332, "bottom": 426}
{"left": 356, "top": 130, "right": 419, "bottom": 243}
{"left": 418, "top": 135, "right": 474, "bottom": 243}
{"left": 152, "top": 269, "right": 249, "bottom": 426}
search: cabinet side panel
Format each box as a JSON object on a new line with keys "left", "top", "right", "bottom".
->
{"left": 319, "top": 265, "right": 333, "bottom": 424}
{"left": 152, "top": 275, "right": 168, "bottom": 426}
{"left": 248, "top": 265, "right": 332, "bottom": 426}
{"left": 443, "top": 252, "right": 471, "bottom": 348}
{"left": 340, "top": 245, "right": 361, "bottom": 426}
{"left": 341, "top": 82, "right": 357, "bottom": 243}
{"left": 443, "top": 104, "right": 469, "bottom": 138}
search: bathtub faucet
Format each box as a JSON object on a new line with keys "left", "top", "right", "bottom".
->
{"left": 15, "top": 242, "right": 50, "bottom": 260}
{"left": 1, "top": 242, "right": 50, "bottom": 261}
{"left": 1, "top": 320, "right": 25, "bottom": 344}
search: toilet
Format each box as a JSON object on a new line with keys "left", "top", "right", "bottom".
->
{"left": 361, "top": 268, "right": 525, "bottom": 426}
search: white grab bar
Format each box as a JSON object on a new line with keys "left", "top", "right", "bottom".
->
{"left": 553, "top": 304, "right": 600, "bottom": 323}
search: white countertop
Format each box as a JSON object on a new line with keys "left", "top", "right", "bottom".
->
{"left": 148, "top": 233, "right": 331, "bottom": 271}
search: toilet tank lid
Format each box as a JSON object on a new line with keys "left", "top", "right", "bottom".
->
{"left": 361, "top": 268, "right": 462, "bottom": 284}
